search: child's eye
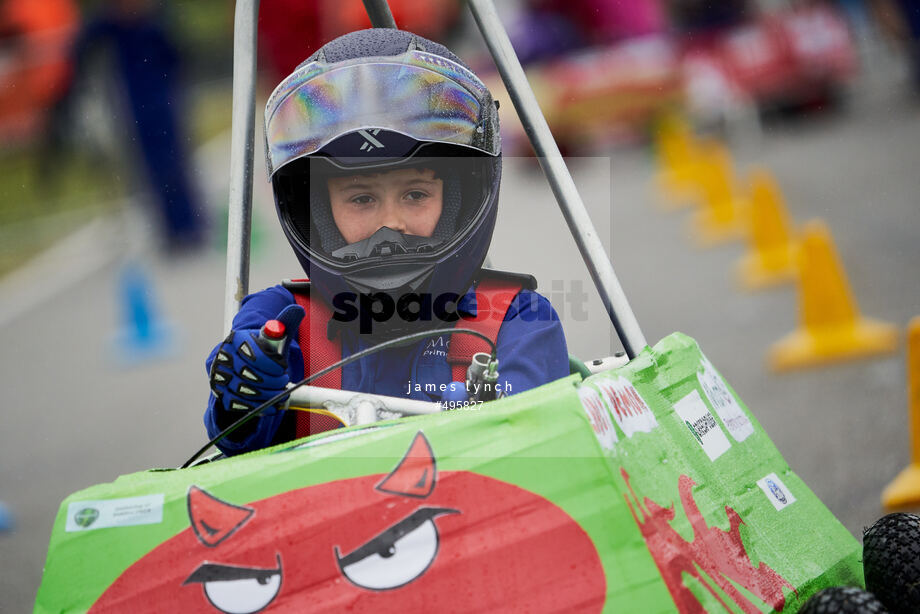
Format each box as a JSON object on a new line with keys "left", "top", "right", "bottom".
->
{"left": 350, "top": 194, "right": 375, "bottom": 206}
{"left": 404, "top": 190, "right": 429, "bottom": 202}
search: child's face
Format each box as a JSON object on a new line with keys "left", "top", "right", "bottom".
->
{"left": 327, "top": 168, "right": 443, "bottom": 244}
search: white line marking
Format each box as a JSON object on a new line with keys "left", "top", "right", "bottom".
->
{"left": 0, "top": 217, "right": 120, "bottom": 328}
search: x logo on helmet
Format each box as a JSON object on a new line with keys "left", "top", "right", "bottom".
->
{"left": 358, "top": 129, "right": 385, "bottom": 152}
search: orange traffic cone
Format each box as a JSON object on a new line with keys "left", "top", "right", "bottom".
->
{"left": 735, "top": 169, "right": 797, "bottom": 290}
{"left": 882, "top": 317, "right": 920, "bottom": 509}
{"left": 769, "top": 220, "right": 898, "bottom": 371}
{"left": 654, "top": 116, "right": 702, "bottom": 209}
{"left": 690, "top": 143, "right": 748, "bottom": 246}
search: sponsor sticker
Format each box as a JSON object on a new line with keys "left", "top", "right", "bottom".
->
{"left": 673, "top": 390, "right": 732, "bottom": 461}
{"left": 698, "top": 357, "right": 754, "bottom": 443}
{"left": 757, "top": 473, "right": 796, "bottom": 511}
{"left": 578, "top": 386, "right": 618, "bottom": 451}
{"left": 65, "top": 494, "right": 164, "bottom": 532}
{"left": 594, "top": 376, "right": 658, "bottom": 438}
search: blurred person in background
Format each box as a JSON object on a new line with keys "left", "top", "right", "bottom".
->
{"left": 872, "top": 0, "right": 920, "bottom": 94}
{"left": 509, "top": 0, "right": 668, "bottom": 64}
{"left": 669, "top": 0, "right": 751, "bottom": 34}
{"left": 0, "top": 0, "right": 78, "bottom": 144}
{"left": 55, "top": 0, "right": 205, "bottom": 253}
{"left": 534, "top": 0, "right": 668, "bottom": 44}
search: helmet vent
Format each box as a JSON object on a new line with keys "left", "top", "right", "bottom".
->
{"left": 301, "top": 29, "right": 463, "bottom": 68}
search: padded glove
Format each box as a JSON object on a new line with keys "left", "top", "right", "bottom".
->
{"left": 209, "top": 304, "right": 305, "bottom": 417}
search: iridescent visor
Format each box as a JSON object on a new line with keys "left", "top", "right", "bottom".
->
{"left": 265, "top": 53, "right": 499, "bottom": 176}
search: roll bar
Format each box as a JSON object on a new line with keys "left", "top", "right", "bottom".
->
{"left": 223, "top": 0, "right": 648, "bottom": 358}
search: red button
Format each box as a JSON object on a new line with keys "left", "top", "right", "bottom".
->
{"left": 263, "top": 320, "right": 286, "bottom": 339}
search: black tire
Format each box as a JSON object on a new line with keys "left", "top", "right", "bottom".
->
{"left": 798, "top": 587, "right": 889, "bottom": 614}
{"left": 863, "top": 513, "right": 920, "bottom": 614}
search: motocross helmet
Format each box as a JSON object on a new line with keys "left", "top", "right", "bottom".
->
{"left": 265, "top": 29, "right": 501, "bottom": 334}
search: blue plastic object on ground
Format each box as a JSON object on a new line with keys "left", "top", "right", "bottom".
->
{"left": 110, "top": 261, "right": 178, "bottom": 365}
{"left": 0, "top": 501, "right": 14, "bottom": 532}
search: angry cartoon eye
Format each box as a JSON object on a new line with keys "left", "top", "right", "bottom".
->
{"left": 335, "top": 507, "right": 458, "bottom": 591}
{"left": 184, "top": 554, "right": 282, "bottom": 613}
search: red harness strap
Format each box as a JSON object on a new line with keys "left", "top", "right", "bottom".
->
{"left": 446, "top": 277, "right": 522, "bottom": 382}
{"left": 290, "top": 286, "right": 342, "bottom": 439}
{"left": 287, "top": 276, "right": 524, "bottom": 437}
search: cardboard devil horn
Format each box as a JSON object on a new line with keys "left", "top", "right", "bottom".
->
{"left": 187, "top": 485, "right": 254, "bottom": 547}
{"left": 376, "top": 431, "right": 437, "bottom": 498}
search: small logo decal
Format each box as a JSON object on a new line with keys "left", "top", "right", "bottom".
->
{"left": 358, "top": 129, "right": 384, "bottom": 151}
{"left": 74, "top": 507, "right": 99, "bottom": 528}
{"left": 757, "top": 473, "right": 796, "bottom": 511}
{"left": 766, "top": 479, "right": 787, "bottom": 504}
{"left": 685, "top": 420, "right": 703, "bottom": 445}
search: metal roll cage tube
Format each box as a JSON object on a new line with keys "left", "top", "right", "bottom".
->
{"left": 361, "top": 0, "right": 397, "bottom": 29}
{"left": 223, "top": 0, "right": 259, "bottom": 334}
{"left": 223, "top": 0, "right": 648, "bottom": 358}
{"left": 287, "top": 385, "right": 442, "bottom": 429}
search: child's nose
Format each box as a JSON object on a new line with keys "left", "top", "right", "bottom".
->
{"left": 378, "top": 200, "right": 407, "bottom": 234}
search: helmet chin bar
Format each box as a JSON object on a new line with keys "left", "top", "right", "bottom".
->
{"left": 330, "top": 227, "right": 443, "bottom": 262}
{"left": 340, "top": 259, "right": 438, "bottom": 295}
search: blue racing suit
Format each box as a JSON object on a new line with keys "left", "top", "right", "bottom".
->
{"left": 205, "top": 282, "right": 569, "bottom": 455}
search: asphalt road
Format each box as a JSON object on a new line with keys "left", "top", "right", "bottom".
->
{"left": 2, "top": 65, "right": 919, "bottom": 611}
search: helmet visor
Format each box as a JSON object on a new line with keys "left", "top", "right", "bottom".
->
{"left": 265, "top": 51, "right": 500, "bottom": 176}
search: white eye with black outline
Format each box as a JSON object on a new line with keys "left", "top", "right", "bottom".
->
{"left": 184, "top": 554, "right": 282, "bottom": 613}
{"left": 335, "top": 507, "right": 458, "bottom": 591}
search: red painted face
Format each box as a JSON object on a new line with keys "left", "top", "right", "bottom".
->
{"left": 90, "top": 432, "right": 606, "bottom": 613}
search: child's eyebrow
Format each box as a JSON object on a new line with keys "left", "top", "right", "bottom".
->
{"left": 332, "top": 176, "right": 440, "bottom": 191}
{"left": 400, "top": 178, "right": 439, "bottom": 186}
{"left": 334, "top": 181, "right": 377, "bottom": 191}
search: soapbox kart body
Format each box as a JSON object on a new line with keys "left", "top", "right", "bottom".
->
{"left": 34, "top": 2, "right": 866, "bottom": 612}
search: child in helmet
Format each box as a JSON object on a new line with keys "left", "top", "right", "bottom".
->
{"left": 206, "top": 29, "right": 569, "bottom": 455}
